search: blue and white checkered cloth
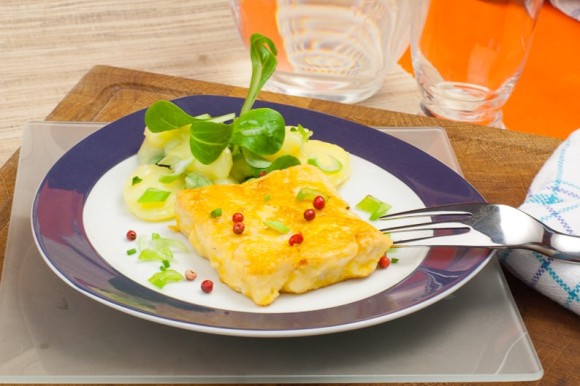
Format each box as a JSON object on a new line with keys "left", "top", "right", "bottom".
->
{"left": 499, "top": 129, "right": 580, "bottom": 315}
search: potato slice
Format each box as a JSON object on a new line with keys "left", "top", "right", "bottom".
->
{"left": 123, "top": 164, "right": 184, "bottom": 221}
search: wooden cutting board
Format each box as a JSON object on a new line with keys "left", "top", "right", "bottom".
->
{"left": 0, "top": 65, "right": 576, "bottom": 386}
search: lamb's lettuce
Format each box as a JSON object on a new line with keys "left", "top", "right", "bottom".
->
{"left": 144, "top": 33, "right": 285, "bottom": 165}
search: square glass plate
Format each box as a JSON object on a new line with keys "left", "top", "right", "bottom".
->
{"left": 0, "top": 121, "right": 542, "bottom": 383}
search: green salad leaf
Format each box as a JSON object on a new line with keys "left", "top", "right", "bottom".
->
{"left": 264, "top": 155, "right": 301, "bottom": 172}
{"left": 241, "top": 33, "right": 278, "bottom": 115}
{"left": 142, "top": 33, "right": 284, "bottom": 166}
{"left": 144, "top": 100, "right": 194, "bottom": 133}
{"left": 189, "top": 120, "right": 234, "bottom": 165}
{"left": 232, "top": 108, "right": 285, "bottom": 156}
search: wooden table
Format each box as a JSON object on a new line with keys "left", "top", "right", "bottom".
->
{"left": 0, "top": 0, "right": 421, "bottom": 169}
{"left": 0, "top": 65, "right": 578, "bottom": 385}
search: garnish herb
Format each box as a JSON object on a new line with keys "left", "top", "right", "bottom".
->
{"left": 307, "top": 155, "right": 343, "bottom": 174}
{"left": 231, "top": 108, "right": 285, "bottom": 156}
{"left": 125, "top": 232, "right": 189, "bottom": 289}
{"left": 148, "top": 270, "right": 184, "bottom": 289}
{"left": 184, "top": 172, "right": 212, "bottom": 189}
{"left": 241, "top": 33, "right": 278, "bottom": 115}
{"left": 132, "top": 176, "right": 143, "bottom": 185}
{"left": 160, "top": 259, "right": 171, "bottom": 271}
{"left": 264, "top": 155, "right": 301, "bottom": 172}
{"left": 246, "top": 154, "right": 301, "bottom": 177}
{"left": 143, "top": 33, "right": 285, "bottom": 167}
{"left": 139, "top": 248, "right": 173, "bottom": 262}
{"left": 296, "top": 187, "right": 328, "bottom": 202}
{"left": 137, "top": 188, "right": 171, "bottom": 203}
{"left": 290, "top": 124, "right": 313, "bottom": 141}
{"left": 263, "top": 219, "right": 290, "bottom": 233}
{"left": 158, "top": 158, "right": 194, "bottom": 183}
{"left": 210, "top": 208, "right": 223, "bottom": 218}
{"left": 355, "top": 195, "right": 392, "bottom": 220}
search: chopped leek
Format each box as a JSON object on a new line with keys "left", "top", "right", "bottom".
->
{"left": 263, "top": 219, "right": 290, "bottom": 233}
{"left": 356, "top": 195, "right": 392, "bottom": 220}
{"left": 150, "top": 236, "right": 188, "bottom": 252}
{"left": 296, "top": 187, "right": 328, "bottom": 202}
{"left": 137, "top": 188, "right": 171, "bottom": 203}
{"left": 148, "top": 269, "right": 184, "bottom": 289}
{"left": 185, "top": 172, "right": 212, "bottom": 189}
{"left": 138, "top": 248, "right": 173, "bottom": 262}
{"left": 307, "top": 155, "right": 342, "bottom": 174}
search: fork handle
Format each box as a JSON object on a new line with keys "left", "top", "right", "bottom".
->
{"left": 533, "top": 229, "right": 580, "bottom": 263}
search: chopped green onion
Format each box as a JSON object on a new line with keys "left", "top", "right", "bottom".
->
{"left": 210, "top": 208, "right": 222, "bottom": 218}
{"left": 137, "top": 188, "right": 171, "bottom": 203}
{"left": 355, "top": 195, "right": 392, "bottom": 220}
{"left": 307, "top": 155, "right": 342, "bottom": 174}
{"left": 296, "top": 187, "right": 328, "bottom": 202}
{"left": 131, "top": 176, "right": 143, "bottom": 186}
{"left": 160, "top": 259, "right": 171, "bottom": 271}
{"left": 126, "top": 248, "right": 137, "bottom": 255}
{"left": 148, "top": 269, "right": 184, "bottom": 289}
{"left": 391, "top": 258, "right": 399, "bottom": 264}
{"left": 263, "top": 194, "right": 272, "bottom": 202}
{"left": 263, "top": 219, "right": 290, "bottom": 233}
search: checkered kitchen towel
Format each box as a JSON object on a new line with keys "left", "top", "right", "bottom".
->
{"left": 499, "top": 129, "right": 580, "bottom": 315}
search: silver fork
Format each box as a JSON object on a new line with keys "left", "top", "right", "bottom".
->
{"left": 381, "top": 203, "right": 580, "bottom": 263}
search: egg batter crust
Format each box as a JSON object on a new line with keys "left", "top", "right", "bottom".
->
{"left": 175, "top": 164, "right": 392, "bottom": 306}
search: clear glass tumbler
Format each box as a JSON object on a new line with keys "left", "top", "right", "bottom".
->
{"left": 410, "top": 0, "right": 543, "bottom": 128}
{"left": 231, "top": 0, "right": 411, "bottom": 103}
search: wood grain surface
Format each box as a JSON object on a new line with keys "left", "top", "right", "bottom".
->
{"left": 0, "top": 0, "right": 420, "bottom": 169}
{"left": 0, "top": 65, "right": 578, "bottom": 386}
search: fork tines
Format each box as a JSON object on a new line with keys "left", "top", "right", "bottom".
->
{"left": 379, "top": 206, "right": 473, "bottom": 245}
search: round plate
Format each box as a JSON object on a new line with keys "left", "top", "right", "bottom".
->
{"left": 31, "top": 95, "right": 491, "bottom": 337}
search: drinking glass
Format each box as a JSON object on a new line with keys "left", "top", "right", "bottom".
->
{"left": 230, "top": 0, "right": 411, "bottom": 103}
{"left": 410, "top": 0, "right": 543, "bottom": 128}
